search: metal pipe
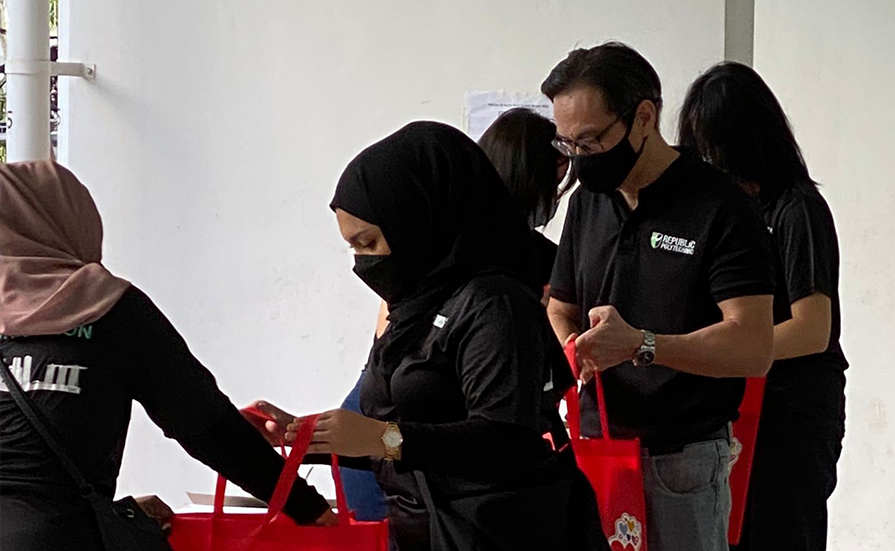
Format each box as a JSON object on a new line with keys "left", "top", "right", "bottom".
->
{"left": 6, "top": 0, "right": 51, "bottom": 162}
{"left": 725, "top": 0, "right": 755, "bottom": 66}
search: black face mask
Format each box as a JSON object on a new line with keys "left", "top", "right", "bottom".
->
{"left": 573, "top": 126, "right": 647, "bottom": 194}
{"left": 353, "top": 254, "right": 413, "bottom": 305}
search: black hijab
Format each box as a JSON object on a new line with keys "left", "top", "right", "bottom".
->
{"left": 331, "top": 121, "right": 539, "bottom": 389}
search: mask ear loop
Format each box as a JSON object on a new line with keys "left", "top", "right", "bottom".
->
{"left": 627, "top": 98, "right": 659, "bottom": 156}
{"left": 636, "top": 133, "right": 649, "bottom": 155}
{"left": 617, "top": 109, "right": 648, "bottom": 163}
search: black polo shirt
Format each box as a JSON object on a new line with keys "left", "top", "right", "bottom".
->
{"left": 551, "top": 153, "right": 776, "bottom": 449}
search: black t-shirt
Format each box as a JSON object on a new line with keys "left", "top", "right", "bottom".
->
{"left": 362, "top": 273, "right": 601, "bottom": 551}
{"left": 551, "top": 154, "right": 776, "bottom": 449}
{"left": 763, "top": 182, "right": 848, "bottom": 412}
{"left": 0, "top": 287, "right": 328, "bottom": 548}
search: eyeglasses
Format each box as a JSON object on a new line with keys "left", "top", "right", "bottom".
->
{"left": 551, "top": 106, "right": 635, "bottom": 157}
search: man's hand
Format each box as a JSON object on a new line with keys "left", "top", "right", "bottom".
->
{"left": 135, "top": 495, "right": 174, "bottom": 535}
{"left": 575, "top": 305, "right": 642, "bottom": 381}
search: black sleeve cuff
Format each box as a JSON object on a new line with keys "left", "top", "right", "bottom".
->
{"left": 282, "top": 482, "right": 331, "bottom": 524}
{"left": 177, "top": 407, "right": 330, "bottom": 525}
{"left": 711, "top": 281, "right": 775, "bottom": 304}
{"left": 788, "top": 285, "right": 831, "bottom": 304}
{"left": 548, "top": 285, "right": 578, "bottom": 304}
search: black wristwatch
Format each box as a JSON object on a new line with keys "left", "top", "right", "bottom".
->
{"left": 633, "top": 330, "right": 656, "bottom": 367}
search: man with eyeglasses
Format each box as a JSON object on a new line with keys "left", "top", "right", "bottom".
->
{"left": 542, "top": 42, "right": 777, "bottom": 551}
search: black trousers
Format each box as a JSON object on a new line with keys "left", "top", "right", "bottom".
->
{"left": 733, "top": 367, "right": 845, "bottom": 551}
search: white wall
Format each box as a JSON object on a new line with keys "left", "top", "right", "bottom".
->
{"left": 755, "top": 2, "right": 895, "bottom": 549}
{"left": 59, "top": 0, "right": 724, "bottom": 506}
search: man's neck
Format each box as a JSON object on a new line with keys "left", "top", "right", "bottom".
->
{"left": 618, "top": 134, "right": 680, "bottom": 210}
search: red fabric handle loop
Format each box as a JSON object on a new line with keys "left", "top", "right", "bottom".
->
{"left": 213, "top": 410, "right": 353, "bottom": 524}
{"left": 263, "top": 414, "right": 319, "bottom": 523}
{"left": 564, "top": 341, "right": 611, "bottom": 441}
{"left": 331, "top": 456, "right": 351, "bottom": 526}
{"left": 564, "top": 342, "right": 582, "bottom": 440}
{"left": 241, "top": 406, "right": 287, "bottom": 457}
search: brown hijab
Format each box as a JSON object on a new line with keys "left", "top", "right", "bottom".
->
{"left": 0, "top": 161, "right": 130, "bottom": 336}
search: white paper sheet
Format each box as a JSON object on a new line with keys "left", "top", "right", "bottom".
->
{"left": 463, "top": 91, "right": 554, "bottom": 142}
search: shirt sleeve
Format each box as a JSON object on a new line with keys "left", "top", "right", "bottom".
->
{"left": 113, "top": 289, "right": 329, "bottom": 523}
{"left": 707, "top": 193, "right": 776, "bottom": 303}
{"left": 776, "top": 194, "right": 837, "bottom": 303}
{"left": 549, "top": 190, "right": 581, "bottom": 304}
{"left": 397, "top": 292, "right": 556, "bottom": 477}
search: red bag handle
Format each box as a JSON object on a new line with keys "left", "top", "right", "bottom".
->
{"left": 240, "top": 406, "right": 289, "bottom": 458}
{"left": 564, "top": 341, "right": 610, "bottom": 441}
{"left": 214, "top": 408, "right": 351, "bottom": 527}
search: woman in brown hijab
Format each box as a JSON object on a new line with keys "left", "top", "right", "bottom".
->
{"left": 0, "top": 161, "right": 334, "bottom": 551}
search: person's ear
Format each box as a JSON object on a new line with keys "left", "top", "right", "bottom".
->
{"left": 633, "top": 99, "right": 658, "bottom": 132}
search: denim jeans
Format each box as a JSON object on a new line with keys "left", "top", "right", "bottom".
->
{"left": 641, "top": 434, "right": 732, "bottom": 551}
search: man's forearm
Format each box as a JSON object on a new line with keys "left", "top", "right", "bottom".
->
{"left": 654, "top": 319, "right": 773, "bottom": 378}
{"left": 547, "top": 305, "right": 580, "bottom": 344}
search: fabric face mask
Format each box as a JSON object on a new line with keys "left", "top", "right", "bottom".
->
{"left": 573, "top": 127, "right": 647, "bottom": 194}
{"left": 353, "top": 254, "right": 412, "bottom": 304}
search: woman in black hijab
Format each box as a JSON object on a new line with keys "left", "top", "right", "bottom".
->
{"left": 303, "top": 121, "right": 605, "bottom": 551}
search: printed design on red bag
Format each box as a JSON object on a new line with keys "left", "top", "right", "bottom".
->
{"left": 729, "top": 436, "right": 743, "bottom": 473}
{"left": 607, "top": 513, "right": 643, "bottom": 550}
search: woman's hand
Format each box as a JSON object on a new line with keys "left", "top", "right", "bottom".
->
{"left": 135, "top": 495, "right": 174, "bottom": 535}
{"left": 315, "top": 508, "right": 339, "bottom": 527}
{"left": 242, "top": 400, "right": 296, "bottom": 446}
{"left": 286, "top": 409, "right": 388, "bottom": 458}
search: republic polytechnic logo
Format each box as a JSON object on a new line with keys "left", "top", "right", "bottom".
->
{"left": 650, "top": 230, "right": 697, "bottom": 255}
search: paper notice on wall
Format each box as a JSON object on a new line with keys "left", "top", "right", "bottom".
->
{"left": 463, "top": 91, "right": 554, "bottom": 142}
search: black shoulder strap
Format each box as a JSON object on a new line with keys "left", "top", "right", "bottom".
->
{"left": 0, "top": 352, "right": 95, "bottom": 496}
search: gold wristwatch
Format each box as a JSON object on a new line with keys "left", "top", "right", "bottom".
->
{"left": 381, "top": 422, "right": 404, "bottom": 461}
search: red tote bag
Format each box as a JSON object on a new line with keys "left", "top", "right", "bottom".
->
{"left": 168, "top": 411, "right": 389, "bottom": 551}
{"left": 727, "top": 377, "right": 766, "bottom": 545}
{"left": 564, "top": 342, "right": 649, "bottom": 551}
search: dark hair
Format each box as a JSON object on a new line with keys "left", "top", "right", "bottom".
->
{"left": 541, "top": 41, "right": 663, "bottom": 125}
{"left": 478, "top": 108, "right": 570, "bottom": 224}
{"left": 678, "top": 61, "right": 815, "bottom": 204}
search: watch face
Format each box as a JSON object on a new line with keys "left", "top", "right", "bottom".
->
{"left": 383, "top": 429, "right": 403, "bottom": 448}
{"left": 638, "top": 350, "right": 656, "bottom": 366}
